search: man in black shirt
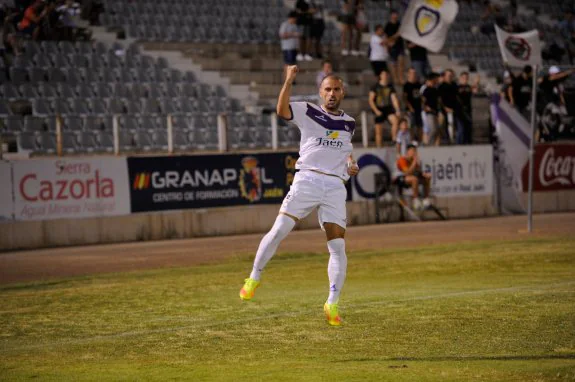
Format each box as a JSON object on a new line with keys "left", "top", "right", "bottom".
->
{"left": 457, "top": 72, "right": 480, "bottom": 144}
{"left": 368, "top": 70, "right": 401, "bottom": 147}
{"left": 403, "top": 67, "right": 422, "bottom": 141}
{"left": 407, "top": 40, "right": 429, "bottom": 80}
{"left": 422, "top": 72, "right": 441, "bottom": 146}
{"left": 438, "top": 69, "right": 460, "bottom": 144}
{"left": 508, "top": 65, "right": 533, "bottom": 116}
{"left": 384, "top": 10, "right": 405, "bottom": 85}
{"left": 538, "top": 66, "right": 575, "bottom": 107}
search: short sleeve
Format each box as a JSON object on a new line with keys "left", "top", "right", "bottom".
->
{"left": 279, "top": 22, "right": 286, "bottom": 36}
{"left": 370, "top": 83, "right": 378, "bottom": 93}
{"left": 288, "top": 101, "right": 308, "bottom": 126}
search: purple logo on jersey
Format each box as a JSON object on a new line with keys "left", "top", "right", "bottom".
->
{"left": 305, "top": 104, "right": 356, "bottom": 133}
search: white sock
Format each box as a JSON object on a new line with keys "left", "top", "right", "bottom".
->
{"left": 249, "top": 214, "right": 296, "bottom": 281}
{"left": 327, "top": 238, "right": 347, "bottom": 304}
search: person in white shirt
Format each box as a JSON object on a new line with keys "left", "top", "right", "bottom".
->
{"left": 239, "top": 65, "right": 360, "bottom": 327}
{"left": 369, "top": 24, "right": 389, "bottom": 77}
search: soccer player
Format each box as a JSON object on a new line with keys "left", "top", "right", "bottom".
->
{"left": 239, "top": 65, "right": 359, "bottom": 326}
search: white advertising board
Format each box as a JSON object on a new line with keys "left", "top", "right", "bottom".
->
{"left": 351, "top": 145, "right": 493, "bottom": 200}
{"left": 0, "top": 161, "right": 13, "bottom": 221}
{"left": 12, "top": 157, "right": 130, "bottom": 221}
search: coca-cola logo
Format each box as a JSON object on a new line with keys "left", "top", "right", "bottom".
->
{"left": 538, "top": 148, "right": 575, "bottom": 187}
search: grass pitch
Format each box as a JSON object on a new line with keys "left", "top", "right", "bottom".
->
{"left": 1, "top": 237, "right": 574, "bottom": 381}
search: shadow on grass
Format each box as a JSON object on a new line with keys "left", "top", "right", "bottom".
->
{"left": 336, "top": 354, "right": 575, "bottom": 363}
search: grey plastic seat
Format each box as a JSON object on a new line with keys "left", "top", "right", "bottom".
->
{"left": 48, "top": 68, "right": 67, "bottom": 82}
{"left": 90, "top": 98, "right": 108, "bottom": 114}
{"left": 141, "top": 99, "right": 162, "bottom": 114}
{"left": 2, "top": 116, "right": 24, "bottom": 133}
{"left": 129, "top": 83, "right": 147, "bottom": 99}
{"left": 59, "top": 83, "right": 77, "bottom": 98}
{"left": 32, "top": 99, "right": 52, "bottom": 115}
{"left": 20, "top": 83, "right": 38, "bottom": 98}
{"left": 37, "top": 132, "right": 57, "bottom": 154}
{"left": 140, "top": 115, "right": 159, "bottom": 130}
{"left": 172, "top": 129, "right": 190, "bottom": 150}
{"left": 33, "top": 54, "right": 51, "bottom": 68}
{"left": 134, "top": 130, "right": 154, "bottom": 151}
{"left": 1, "top": 84, "right": 21, "bottom": 99}
{"left": 30, "top": 67, "right": 48, "bottom": 82}
{"left": 160, "top": 98, "right": 178, "bottom": 114}
{"left": 78, "top": 131, "right": 98, "bottom": 152}
{"left": 53, "top": 98, "right": 71, "bottom": 114}
{"left": 119, "top": 115, "right": 140, "bottom": 131}
{"left": 179, "top": 98, "right": 197, "bottom": 113}
{"left": 61, "top": 132, "right": 79, "bottom": 153}
{"left": 94, "top": 83, "right": 112, "bottom": 98}
{"left": 124, "top": 99, "right": 141, "bottom": 114}
{"left": 17, "top": 132, "right": 38, "bottom": 152}
{"left": 10, "top": 67, "right": 29, "bottom": 84}
{"left": 95, "top": 131, "right": 115, "bottom": 152}
{"left": 112, "top": 83, "right": 129, "bottom": 98}
{"left": 108, "top": 98, "right": 125, "bottom": 114}
{"left": 58, "top": 41, "right": 76, "bottom": 55}
{"left": 119, "top": 130, "right": 135, "bottom": 151}
{"left": 37, "top": 83, "right": 57, "bottom": 99}
{"left": 71, "top": 98, "right": 91, "bottom": 114}
{"left": 181, "top": 83, "right": 198, "bottom": 98}
{"left": 151, "top": 129, "right": 169, "bottom": 151}
{"left": 77, "top": 84, "right": 94, "bottom": 98}
{"left": 63, "top": 116, "right": 84, "bottom": 131}
{"left": 171, "top": 114, "right": 194, "bottom": 131}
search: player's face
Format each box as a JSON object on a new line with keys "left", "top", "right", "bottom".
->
{"left": 320, "top": 78, "right": 345, "bottom": 111}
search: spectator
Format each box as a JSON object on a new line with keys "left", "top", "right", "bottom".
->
{"left": 396, "top": 117, "right": 411, "bottom": 156}
{"left": 457, "top": 72, "right": 480, "bottom": 144}
{"left": 538, "top": 66, "right": 575, "bottom": 108}
{"left": 316, "top": 60, "right": 333, "bottom": 88}
{"left": 279, "top": 12, "right": 301, "bottom": 77}
{"left": 295, "top": 0, "right": 314, "bottom": 61}
{"left": 340, "top": 0, "right": 361, "bottom": 56}
{"left": 403, "top": 67, "right": 423, "bottom": 142}
{"left": 18, "top": 0, "right": 51, "bottom": 40}
{"left": 422, "top": 72, "right": 440, "bottom": 146}
{"left": 438, "top": 69, "right": 460, "bottom": 144}
{"left": 80, "top": 0, "right": 104, "bottom": 26}
{"left": 407, "top": 40, "right": 429, "bottom": 80}
{"left": 309, "top": 1, "right": 326, "bottom": 59}
{"left": 369, "top": 24, "right": 389, "bottom": 78}
{"left": 384, "top": 9, "right": 405, "bottom": 85}
{"left": 368, "top": 70, "right": 401, "bottom": 147}
{"left": 2, "top": 7, "right": 22, "bottom": 55}
{"left": 508, "top": 65, "right": 533, "bottom": 116}
{"left": 395, "top": 143, "right": 432, "bottom": 210}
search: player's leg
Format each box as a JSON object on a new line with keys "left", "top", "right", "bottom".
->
{"left": 240, "top": 173, "right": 318, "bottom": 300}
{"left": 319, "top": 181, "right": 348, "bottom": 325}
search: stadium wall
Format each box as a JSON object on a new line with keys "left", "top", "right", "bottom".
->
{"left": 1, "top": 144, "right": 573, "bottom": 251}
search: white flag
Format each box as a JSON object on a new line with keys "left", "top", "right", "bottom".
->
{"left": 399, "top": 0, "right": 459, "bottom": 53}
{"left": 495, "top": 25, "right": 542, "bottom": 68}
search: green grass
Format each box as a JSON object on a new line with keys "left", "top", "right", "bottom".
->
{"left": 1, "top": 237, "right": 575, "bottom": 381}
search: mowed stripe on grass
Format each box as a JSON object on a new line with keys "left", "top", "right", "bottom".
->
{"left": 1, "top": 237, "right": 574, "bottom": 381}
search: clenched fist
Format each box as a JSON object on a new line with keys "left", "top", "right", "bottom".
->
{"left": 347, "top": 160, "right": 359, "bottom": 176}
{"left": 285, "top": 65, "right": 299, "bottom": 83}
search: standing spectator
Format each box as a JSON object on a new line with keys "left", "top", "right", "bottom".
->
{"left": 508, "top": 65, "right": 533, "bottom": 117}
{"left": 279, "top": 12, "right": 301, "bottom": 78}
{"left": 395, "top": 143, "right": 432, "bottom": 210}
{"left": 396, "top": 117, "right": 411, "bottom": 156}
{"left": 438, "top": 69, "right": 460, "bottom": 144}
{"left": 18, "top": 0, "right": 50, "bottom": 40}
{"left": 369, "top": 24, "right": 389, "bottom": 78}
{"left": 407, "top": 40, "right": 429, "bottom": 80}
{"left": 422, "top": 72, "right": 440, "bottom": 146}
{"left": 340, "top": 0, "right": 361, "bottom": 56}
{"left": 403, "top": 67, "right": 423, "bottom": 142}
{"left": 2, "top": 8, "right": 22, "bottom": 55}
{"left": 295, "top": 0, "right": 314, "bottom": 61}
{"left": 368, "top": 70, "right": 401, "bottom": 147}
{"left": 309, "top": 1, "right": 326, "bottom": 59}
{"left": 500, "top": 70, "right": 513, "bottom": 102}
{"left": 538, "top": 66, "right": 575, "bottom": 108}
{"left": 316, "top": 60, "right": 333, "bottom": 88}
{"left": 384, "top": 9, "right": 405, "bottom": 85}
{"left": 457, "top": 72, "right": 480, "bottom": 144}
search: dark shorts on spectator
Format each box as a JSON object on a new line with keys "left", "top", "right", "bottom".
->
{"left": 283, "top": 49, "right": 298, "bottom": 65}
{"left": 375, "top": 106, "right": 395, "bottom": 123}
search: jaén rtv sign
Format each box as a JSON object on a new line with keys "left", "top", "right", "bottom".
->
{"left": 522, "top": 143, "right": 575, "bottom": 191}
{"left": 12, "top": 157, "right": 131, "bottom": 220}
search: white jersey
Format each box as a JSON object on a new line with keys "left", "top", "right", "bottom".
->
{"left": 288, "top": 101, "right": 355, "bottom": 181}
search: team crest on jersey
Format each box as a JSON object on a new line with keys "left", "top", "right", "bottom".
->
{"left": 415, "top": 6, "right": 440, "bottom": 37}
{"left": 326, "top": 130, "right": 339, "bottom": 139}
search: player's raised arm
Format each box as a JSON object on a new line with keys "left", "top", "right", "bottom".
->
{"left": 277, "top": 65, "right": 298, "bottom": 120}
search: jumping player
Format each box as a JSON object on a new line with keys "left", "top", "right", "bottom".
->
{"left": 239, "top": 65, "right": 359, "bottom": 326}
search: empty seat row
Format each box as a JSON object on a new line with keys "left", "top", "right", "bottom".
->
{"left": 1, "top": 82, "right": 223, "bottom": 101}
{"left": 13, "top": 52, "right": 168, "bottom": 70}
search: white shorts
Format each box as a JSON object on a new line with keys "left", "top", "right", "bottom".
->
{"left": 280, "top": 170, "right": 347, "bottom": 229}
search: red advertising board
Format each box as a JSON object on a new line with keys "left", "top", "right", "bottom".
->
{"left": 522, "top": 143, "right": 575, "bottom": 191}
